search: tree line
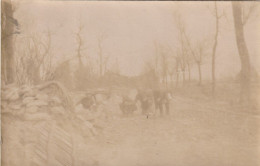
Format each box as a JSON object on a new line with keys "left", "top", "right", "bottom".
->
{"left": 1, "top": 1, "right": 258, "bottom": 107}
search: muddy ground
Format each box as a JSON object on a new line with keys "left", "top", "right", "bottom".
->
{"left": 74, "top": 95, "right": 260, "bottom": 166}
{"left": 2, "top": 94, "right": 260, "bottom": 166}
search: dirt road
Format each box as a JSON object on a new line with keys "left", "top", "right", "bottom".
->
{"left": 74, "top": 97, "right": 260, "bottom": 166}
{"left": 2, "top": 95, "right": 259, "bottom": 166}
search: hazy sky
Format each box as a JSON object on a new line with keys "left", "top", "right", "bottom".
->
{"left": 14, "top": 1, "right": 260, "bottom": 79}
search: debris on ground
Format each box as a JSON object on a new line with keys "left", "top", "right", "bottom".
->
{"left": 1, "top": 81, "right": 107, "bottom": 166}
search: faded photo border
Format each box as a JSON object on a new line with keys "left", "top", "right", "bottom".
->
{"left": 1, "top": 0, "right": 260, "bottom": 166}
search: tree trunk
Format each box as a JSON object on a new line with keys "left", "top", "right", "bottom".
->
{"left": 165, "top": 74, "right": 168, "bottom": 88}
{"left": 182, "top": 68, "right": 185, "bottom": 86}
{"left": 1, "top": 0, "right": 15, "bottom": 84}
{"left": 99, "top": 55, "right": 102, "bottom": 77}
{"left": 78, "top": 51, "right": 83, "bottom": 69}
{"left": 212, "top": 2, "right": 219, "bottom": 96}
{"left": 98, "top": 42, "right": 103, "bottom": 77}
{"left": 77, "top": 36, "right": 83, "bottom": 68}
{"left": 176, "top": 70, "right": 179, "bottom": 88}
{"left": 170, "top": 74, "right": 173, "bottom": 89}
{"left": 187, "top": 62, "right": 191, "bottom": 83}
{"left": 197, "top": 62, "right": 202, "bottom": 85}
{"left": 232, "top": 1, "right": 251, "bottom": 105}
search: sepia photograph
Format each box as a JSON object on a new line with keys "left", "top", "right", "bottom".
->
{"left": 1, "top": 0, "right": 260, "bottom": 166}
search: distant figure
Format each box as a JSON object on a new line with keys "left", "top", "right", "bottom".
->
{"left": 135, "top": 88, "right": 154, "bottom": 116}
{"left": 153, "top": 88, "right": 171, "bottom": 117}
{"left": 80, "top": 94, "right": 96, "bottom": 111}
{"left": 120, "top": 95, "right": 137, "bottom": 116}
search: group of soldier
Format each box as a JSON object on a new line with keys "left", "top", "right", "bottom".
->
{"left": 121, "top": 87, "right": 172, "bottom": 117}
{"left": 78, "top": 87, "right": 172, "bottom": 118}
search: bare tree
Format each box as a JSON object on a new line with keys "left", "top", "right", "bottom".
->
{"left": 208, "top": 2, "right": 225, "bottom": 95}
{"left": 153, "top": 41, "right": 164, "bottom": 88}
{"left": 241, "top": 2, "right": 259, "bottom": 26}
{"left": 232, "top": 1, "right": 252, "bottom": 105}
{"left": 193, "top": 39, "right": 209, "bottom": 85}
{"left": 41, "top": 30, "right": 54, "bottom": 81}
{"left": 186, "top": 53, "right": 192, "bottom": 83}
{"left": 168, "top": 67, "right": 174, "bottom": 88}
{"left": 74, "top": 21, "right": 99, "bottom": 89}
{"left": 156, "top": 44, "right": 170, "bottom": 87}
{"left": 15, "top": 30, "right": 53, "bottom": 85}
{"left": 142, "top": 58, "right": 160, "bottom": 89}
{"left": 97, "top": 33, "right": 107, "bottom": 77}
{"left": 196, "top": 46, "right": 203, "bottom": 86}
{"left": 174, "top": 12, "right": 194, "bottom": 85}
{"left": 154, "top": 41, "right": 159, "bottom": 74}
{"left": 1, "top": 0, "right": 19, "bottom": 84}
{"left": 75, "top": 22, "right": 84, "bottom": 68}
{"left": 175, "top": 47, "right": 186, "bottom": 86}
{"left": 103, "top": 55, "right": 110, "bottom": 74}
{"left": 161, "top": 51, "right": 168, "bottom": 86}
{"left": 174, "top": 55, "right": 180, "bottom": 88}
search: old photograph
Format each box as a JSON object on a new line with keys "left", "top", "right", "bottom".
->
{"left": 1, "top": 0, "right": 260, "bottom": 166}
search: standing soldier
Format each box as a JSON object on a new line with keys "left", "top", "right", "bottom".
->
{"left": 79, "top": 94, "right": 96, "bottom": 111}
{"left": 153, "top": 88, "right": 171, "bottom": 117}
{"left": 135, "top": 88, "right": 153, "bottom": 116}
{"left": 120, "top": 95, "right": 137, "bottom": 116}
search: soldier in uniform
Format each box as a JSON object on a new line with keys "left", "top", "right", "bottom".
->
{"left": 135, "top": 88, "right": 153, "bottom": 116}
{"left": 80, "top": 94, "right": 96, "bottom": 111}
{"left": 120, "top": 95, "right": 137, "bottom": 116}
{"left": 153, "top": 88, "right": 171, "bottom": 117}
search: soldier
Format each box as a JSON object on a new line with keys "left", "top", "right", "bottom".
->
{"left": 135, "top": 88, "right": 153, "bottom": 116}
{"left": 80, "top": 94, "right": 96, "bottom": 111}
{"left": 120, "top": 95, "right": 137, "bottom": 116}
{"left": 153, "top": 88, "right": 171, "bottom": 117}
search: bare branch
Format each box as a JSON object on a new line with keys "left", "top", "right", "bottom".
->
{"left": 242, "top": 2, "right": 258, "bottom": 26}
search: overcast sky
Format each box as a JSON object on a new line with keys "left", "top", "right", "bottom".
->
{"left": 14, "top": 1, "right": 260, "bottom": 79}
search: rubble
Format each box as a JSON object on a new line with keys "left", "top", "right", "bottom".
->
{"left": 1, "top": 81, "right": 108, "bottom": 165}
{"left": 1, "top": 81, "right": 106, "bottom": 133}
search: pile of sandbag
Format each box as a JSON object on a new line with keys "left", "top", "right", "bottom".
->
{"left": 1, "top": 82, "right": 111, "bottom": 166}
{"left": 1, "top": 81, "right": 103, "bottom": 137}
{"left": 1, "top": 83, "right": 66, "bottom": 120}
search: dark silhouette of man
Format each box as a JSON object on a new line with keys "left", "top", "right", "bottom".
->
{"left": 153, "top": 88, "right": 170, "bottom": 117}
{"left": 135, "top": 88, "right": 153, "bottom": 116}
